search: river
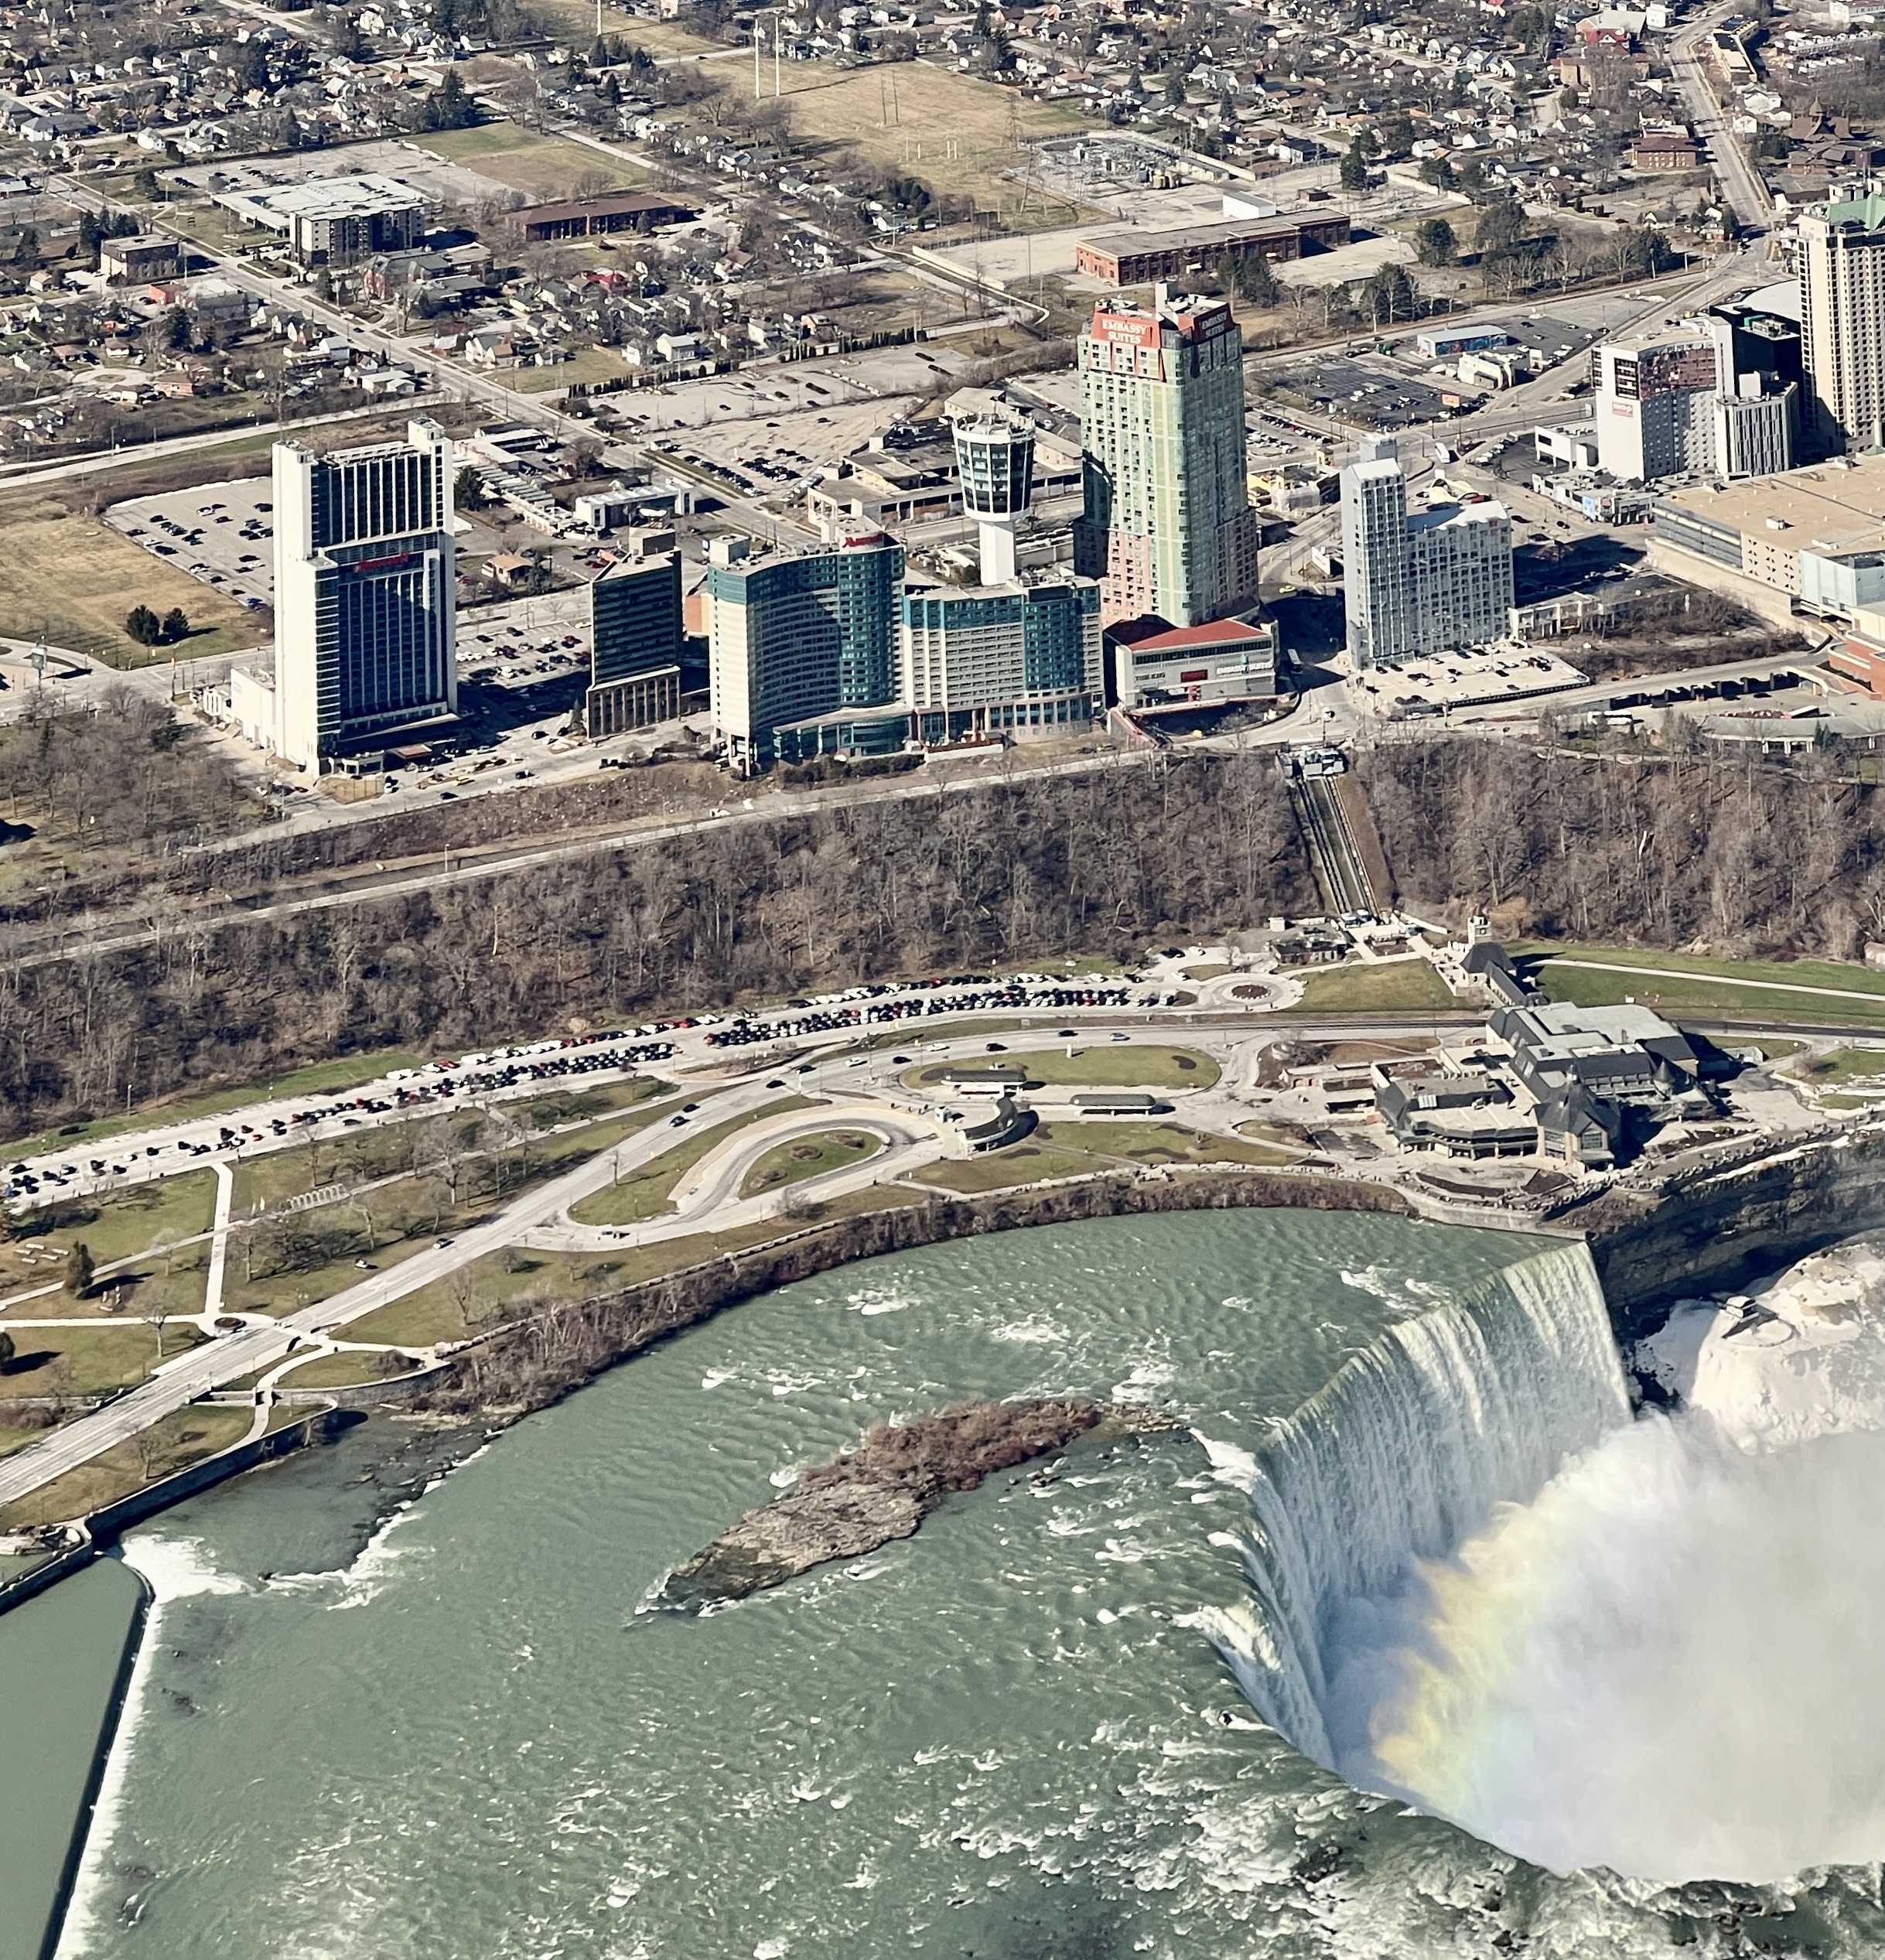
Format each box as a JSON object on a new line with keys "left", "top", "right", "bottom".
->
{"left": 32, "top": 1209, "right": 1885, "bottom": 1958}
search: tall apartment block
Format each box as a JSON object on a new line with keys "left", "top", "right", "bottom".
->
{"left": 586, "top": 555, "right": 683, "bottom": 736}
{"left": 1339, "top": 439, "right": 1513, "bottom": 666}
{"left": 1073, "top": 286, "right": 1259, "bottom": 628}
{"left": 1799, "top": 190, "right": 1885, "bottom": 456}
{"left": 1593, "top": 322, "right": 1796, "bottom": 483}
{"left": 707, "top": 534, "right": 903, "bottom": 771}
{"left": 272, "top": 418, "right": 456, "bottom": 772}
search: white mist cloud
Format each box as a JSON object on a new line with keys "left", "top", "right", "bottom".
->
{"left": 1340, "top": 1414, "right": 1885, "bottom": 1883}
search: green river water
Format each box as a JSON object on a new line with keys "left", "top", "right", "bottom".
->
{"left": 22, "top": 1209, "right": 1876, "bottom": 1960}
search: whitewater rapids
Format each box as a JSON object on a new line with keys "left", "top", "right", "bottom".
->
{"left": 1204, "top": 1234, "right": 1885, "bottom": 1884}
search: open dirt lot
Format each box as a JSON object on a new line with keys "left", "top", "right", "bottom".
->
{"left": 773, "top": 61, "right": 1088, "bottom": 219}
{"left": 412, "top": 125, "right": 649, "bottom": 203}
{"left": 0, "top": 494, "right": 261, "bottom": 666}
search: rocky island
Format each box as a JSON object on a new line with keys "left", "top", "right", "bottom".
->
{"left": 660, "top": 1397, "right": 1180, "bottom": 1608}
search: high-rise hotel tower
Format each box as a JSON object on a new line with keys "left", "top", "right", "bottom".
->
{"left": 272, "top": 418, "right": 456, "bottom": 770}
{"left": 1072, "top": 285, "right": 1259, "bottom": 628}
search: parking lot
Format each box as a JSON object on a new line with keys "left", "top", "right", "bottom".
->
{"left": 104, "top": 479, "right": 275, "bottom": 612}
{"left": 1352, "top": 645, "right": 1593, "bottom": 717}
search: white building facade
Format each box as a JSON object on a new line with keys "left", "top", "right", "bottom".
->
{"left": 1339, "top": 441, "right": 1514, "bottom": 665}
{"left": 272, "top": 418, "right": 457, "bottom": 773}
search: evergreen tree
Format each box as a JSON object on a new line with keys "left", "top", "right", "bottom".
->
{"left": 125, "top": 605, "right": 163, "bottom": 645}
{"left": 65, "top": 1242, "right": 94, "bottom": 1297}
{"left": 1339, "top": 142, "right": 1369, "bottom": 193}
{"left": 162, "top": 606, "right": 190, "bottom": 642}
{"left": 1415, "top": 216, "right": 1456, "bottom": 265}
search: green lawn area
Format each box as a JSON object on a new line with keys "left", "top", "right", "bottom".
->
{"left": 1519, "top": 943, "right": 1885, "bottom": 1000}
{"left": 569, "top": 1096, "right": 815, "bottom": 1228}
{"left": 739, "top": 1128, "right": 881, "bottom": 1199}
{"left": 4, "top": 1050, "right": 426, "bottom": 1160}
{"left": 511, "top": 348, "right": 634, "bottom": 394}
{"left": 908, "top": 1047, "right": 1220, "bottom": 1091}
{"left": 7, "top": 1171, "right": 218, "bottom": 1272}
{"left": 271, "top": 1348, "right": 418, "bottom": 1390}
{"left": 1794, "top": 1047, "right": 1885, "bottom": 1087}
{"left": 1535, "top": 965, "right": 1885, "bottom": 1027}
{"left": 0, "top": 1320, "right": 205, "bottom": 1399}
{"left": 0, "top": 1405, "right": 251, "bottom": 1531}
{"left": 1284, "top": 961, "right": 1458, "bottom": 1012}
{"left": 347, "top": 1187, "right": 933, "bottom": 1350}
{"left": 913, "top": 1143, "right": 1111, "bottom": 1195}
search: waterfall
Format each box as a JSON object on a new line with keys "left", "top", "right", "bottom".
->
{"left": 1204, "top": 1241, "right": 1631, "bottom": 1771}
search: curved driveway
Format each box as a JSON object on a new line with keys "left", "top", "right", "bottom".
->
{"left": 520, "top": 1103, "right": 951, "bottom": 1253}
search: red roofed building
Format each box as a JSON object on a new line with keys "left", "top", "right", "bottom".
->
{"left": 1105, "top": 613, "right": 1277, "bottom": 709}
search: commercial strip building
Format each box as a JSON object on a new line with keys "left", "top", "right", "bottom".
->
{"left": 99, "top": 234, "right": 182, "bottom": 284}
{"left": 215, "top": 175, "right": 426, "bottom": 266}
{"left": 1073, "top": 289, "right": 1259, "bottom": 630}
{"left": 586, "top": 555, "right": 684, "bottom": 737}
{"left": 1072, "top": 213, "right": 1351, "bottom": 287}
{"left": 515, "top": 193, "right": 697, "bottom": 241}
{"left": 265, "top": 418, "right": 458, "bottom": 772}
{"left": 1338, "top": 438, "right": 1514, "bottom": 666}
{"left": 1105, "top": 614, "right": 1275, "bottom": 709}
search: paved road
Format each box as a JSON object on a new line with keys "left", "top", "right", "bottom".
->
{"left": 1668, "top": 2, "right": 1773, "bottom": 234}
{"left": 521, "top": 1101, "right": 948, "bottom": 1251}
{"left": 0, "top": 1064, "right": 792, "bottom": 1509}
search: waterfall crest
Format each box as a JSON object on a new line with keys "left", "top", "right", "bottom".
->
{"left": 1204, "top": 1241, "right": 1631, "bottom": 1770}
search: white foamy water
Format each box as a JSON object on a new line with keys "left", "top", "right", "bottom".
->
{"left": 55, "top": 1537, "right": 247, "bottom": 1959}
{"left": 1225, "top": 1231, "right": 1885, "bottom": 1884}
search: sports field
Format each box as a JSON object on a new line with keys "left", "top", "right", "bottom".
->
{"left": 772, "top": 62, "right": 1088, "bottom": 221}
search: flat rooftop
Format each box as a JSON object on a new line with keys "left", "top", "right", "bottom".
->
{"left": 1660, "top": 455, "right": 1885, "bottom": 555}
{"left": 220, "top": 173, "right": 424, "bottom": 230}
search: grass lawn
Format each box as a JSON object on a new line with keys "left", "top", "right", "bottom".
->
{"left": 510, "top": 347, "right": 634, "bottom": 394}
{"left": 1285, "top": 961, "right": 1458, "bottom": 1013}
{"left": 913, "top": 1142, "right": 1111, "bottom": 1195}
{"left": 569, "top": 1096, "right": 815, "bottom": 1227}
{"left": 0, "top": 1320, "right": 205, "bottom": 1398}
{"left": 271, "top": 1348, "right": 415, "bottom": 1390}
{"left": 1794, "top": 1047, "right": 1885, "bottom": 1086}
{"left": 776, "top": 62, "right": 1088, "bottom": 221}
{"left": 4, "top": 1049, "right": 426, "bottom": 1160}
{"left": 0, "top": 1405, "right": 251, "bottom": 1531}
{"left": 1520, "top": 943, "right": 1885, "bottom": 1001}
{"left": 1037, "top": 1121, "right": 1295, "bottom": 1167}
{"left": 0, "top": 494, "right": 258, "bottom": 666}
{"left": 739, "top": 1128, "right": 881, "bottom": 1198}
{"left": 908, "top": 1047, "right": 1220, "bottom": 1091}
{"left": 7, "top": 1171, "right": 218, "bottom": 1273}
{"left": 1535, "top": 965, "right": 1885, "bottom": 1028}
{"left": 347, "top": 1185, "right": 931, "bottom": 1348}
{"left": 443, "top": 131, "right": 646, "bottom": 202}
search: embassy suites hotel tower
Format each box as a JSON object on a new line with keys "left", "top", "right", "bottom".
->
{"left": 1073, "top": 285, "right": 1260, "bottom": 628}
{"left": 272, "top": 418, "right": 457, "bottom": 771}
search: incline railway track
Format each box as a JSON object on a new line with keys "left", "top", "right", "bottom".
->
{"left": 1291, "top": 772, "right": 1378, "bottom": 918}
